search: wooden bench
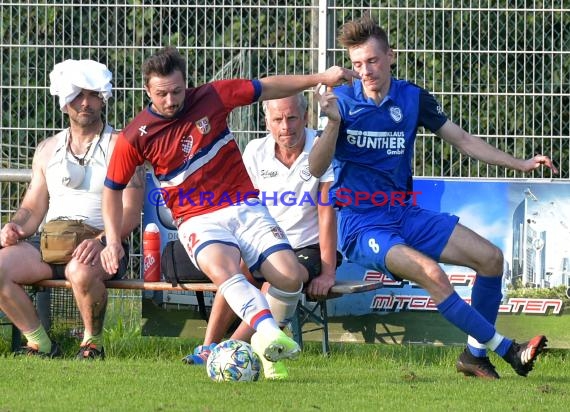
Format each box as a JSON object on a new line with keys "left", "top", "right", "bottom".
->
{"left": 10, "top": 278, "right": 382, "bottom": 355}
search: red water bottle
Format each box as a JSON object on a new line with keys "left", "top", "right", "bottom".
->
{"left": 143, "top": 223, "right": 161, "bottom": 282}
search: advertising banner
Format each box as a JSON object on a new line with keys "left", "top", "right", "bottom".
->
{"left": 142, "top": 174, "right": 570, "bottom": 347}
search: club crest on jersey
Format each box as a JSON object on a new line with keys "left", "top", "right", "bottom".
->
{"left": 299, "top": 165, "right": 312, "bottom": 181}
{"left": 196, "top": 117, "right": 211, "bottom": 135}
{"left": 181, "top": 136, "right": 194, "bottom": 156}
{"left": 389, "top": 106, "right": 403, "bottom": 123}
{"left": 270, "top": 226, "right": 286, "bottom": 239}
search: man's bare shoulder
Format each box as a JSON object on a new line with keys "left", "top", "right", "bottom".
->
{"left": 33, "top": 132, "right": 63, "bottom": 166}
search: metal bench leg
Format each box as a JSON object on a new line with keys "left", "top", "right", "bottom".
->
{"left": 11, "top": 324, "right": 22, "bottom": 351}
{"left": 291, "top": 298, "right": 331, "bottom": 355}
{"left": 319, "top": 301, "right": 330, "bottom": 355}
{"left": 291, "top": 302, "right": 304, "bottom": 350}
{"left": 36, "top": 288, "right": 52, "bottom": 331}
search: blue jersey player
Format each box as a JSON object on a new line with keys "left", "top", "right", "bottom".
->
{"left": 309, "top": 16, "right": 558, "bottom": 379}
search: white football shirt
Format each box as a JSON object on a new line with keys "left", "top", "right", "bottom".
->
{"left": 242, "top": 128, "right": 334, "bottom": 249}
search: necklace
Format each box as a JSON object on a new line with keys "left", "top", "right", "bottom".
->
{"left": 68, "top": 141, "right": 93, "bottom": 166}
{"left": 67, "top": 125, "right": 104, "bottom": 166}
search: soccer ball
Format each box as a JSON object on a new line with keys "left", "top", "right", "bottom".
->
{"left": 206, "top": 339, "right": 261, "bottom": 382}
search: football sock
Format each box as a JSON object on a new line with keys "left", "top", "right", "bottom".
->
{"left": 486, "top": 334, "right": 513, "bottom": 357}
{"left": 218, "top": 273, "right": 280, "bottom": 334}
{"left": 467, "top": 336, "right": 487, "bottom": 357}
{"left": 265, "top": 284, "right": 303, "bottom": 328}
{"left": 437, "top": 291, "right": 495, "bottom": 344}
{"left": 82, "top": 331, "right": 103, "bottom": 347}
{"left": 468, "top": 274, "right": 503, "bottom": 357}
{"left": 23, "top": 325, "right": 51, "bottom": 353}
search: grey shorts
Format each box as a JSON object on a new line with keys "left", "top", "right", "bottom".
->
{"left": 29, "top": 235, "right": 129, "bottom": 280}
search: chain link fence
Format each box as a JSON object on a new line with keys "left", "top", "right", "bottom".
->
{"left": 1, "top": 1, "right": 569, "bottom": 328}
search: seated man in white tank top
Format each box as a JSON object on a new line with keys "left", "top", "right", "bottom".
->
{"left": 0, "top": 59, "right": 145, "bottom": 360}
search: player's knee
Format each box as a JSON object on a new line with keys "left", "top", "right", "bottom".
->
{"left": 480, "top": 246, "right": 504, "bottom": 276}
{"left": 0, "top": 257, "right": 15, "bottom": 287}
{"left": 275, "top": 275, "right": 304, "bottom": 293}
{"left": 424, "top": 265, "right": 454, "bottom": 295}
{"left": 270, "top": 267, "right": 305, "bottom": 293}
{"left": 65, "top": 261, "right": 94, "bottom": 288}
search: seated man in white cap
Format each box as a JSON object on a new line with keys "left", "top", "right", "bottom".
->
{"left": 0, "top": 59, "right": 145, "bottom": 359}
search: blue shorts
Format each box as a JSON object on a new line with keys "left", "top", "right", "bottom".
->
{"left": 338, "top": 204, "right": 459, "bottom": 279}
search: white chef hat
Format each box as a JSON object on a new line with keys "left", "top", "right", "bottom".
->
{"left": 49, "top": 59, "right": 113, "bottom": 113}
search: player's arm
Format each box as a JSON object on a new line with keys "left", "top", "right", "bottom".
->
{"left": 420, "top": 88, "right": 558, "bottom": 175}
{"left": 1, "top": 139, "right": 51, "bottom": 247}
{"left": 101, "top": 133, "right": 141, "bottom": 274}
{"left": 258, "top": 67, "right": 358, "bottom": 102}
{"left": 101, "top": 186, "right": 124, "bottom": 274}
{"left": 305, "top": 181, "right": 337, "bottom": 299}
{"left": 308, "top": 85, "right": 341, "bottom": 178}
{"left": 436, "top": 121, "right": 558, "bottom": 174}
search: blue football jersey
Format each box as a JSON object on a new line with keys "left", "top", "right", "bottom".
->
{"left": 327, "top": 78, "right": 447, "bottom": 210}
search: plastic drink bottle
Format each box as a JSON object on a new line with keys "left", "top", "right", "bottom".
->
{"left": 143, "top": 223, "right": 161, "bottom": 282}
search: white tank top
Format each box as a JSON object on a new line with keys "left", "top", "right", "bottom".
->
{"left": 45, "top": 124, "right": 114, "bottom": 229}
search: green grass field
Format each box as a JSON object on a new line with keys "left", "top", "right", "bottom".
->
{"left": 0, "top": 333, "right": 568, "bottom": 412}
{"left": 2, "top": 293, "right": 569, "bottom": 411}
{"left": 141, "top": 299, "right": 570, "bottom": 349}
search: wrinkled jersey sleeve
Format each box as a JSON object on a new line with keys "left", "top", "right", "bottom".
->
{"left": 418, "top": 88, "right": 448, "bottom": 132}
{"left": 104, "top": 132, "right": 145, "bottom": 190}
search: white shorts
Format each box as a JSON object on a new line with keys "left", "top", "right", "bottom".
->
{"left": 177, "top": 201, "right": 292, "bottom": 272}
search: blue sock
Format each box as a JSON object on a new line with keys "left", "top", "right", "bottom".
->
{"left": 437, "top": 292, "right": 495, "bottom": 344}
{"left": 468, "top": 275, "right": 502, "bottom": 357}
{"left": 495, "top": 338, "right": 513, "bottom": 358}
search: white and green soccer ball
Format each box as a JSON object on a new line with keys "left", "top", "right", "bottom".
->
{"left": 206, "top": 339, "right": 261, "bottom": 382}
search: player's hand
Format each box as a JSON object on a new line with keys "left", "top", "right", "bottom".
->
{"left": 521, "top": 155, "right": 558, "bottom": 174}
{"left": 305, "top": 273, "right": 335, "bottom": 300}
{"left": 0, "top": 222, "right": 25, "bottom": 247}
{"left": 315, "top": 84, "right": 341, "bottom": 123}
{"left": 321, "top": 66, "right": 359, "bottom": 87}
{"left": 100, "top": 241, "right": 124, "bottom": 275}
{"left": 73, "top": 238, "right": 104, "bottom": 267}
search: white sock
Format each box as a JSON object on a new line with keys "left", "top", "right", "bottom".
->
{"left": 485, "top": 333, "right": 505, "bottom": 351}
{"left": 266, "top": 284, "right": 302, "bottom": 328}
{"left": 218, "top": 274, "right": 280, "bottom": 333}
{"left": 467, "top": 335, "right": 486, "bottom": 349}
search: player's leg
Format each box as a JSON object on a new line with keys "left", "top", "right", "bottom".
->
{"left": 236, "top": 204, "right": 306, "bottom": 366}
{"left": 0, "top": 241, "right": 60, "bottom": 356}
{"left": 183, "top": 261, "right": 262, "bottom": 365}
{"left": 441, "top": 224, "right": 548, "bottom": 377}
{"left": 248, "top": 252, "right": 307, "bottom": 380}
{"left": 66, "top": 241, "right": 128, "bottom": 360}
{"left": 193, "top": 242, "right": 281, "bottom": 333}
{"left": 178, "top": 209, "right": 289, "bottom": 359}
{"left": 257, "top": 250, "right": 307, "bottom": 328}
{"left": 182, "top": 291, "right": 237, "bottom": 365}
{"left": 389, "top": 244, "right": 546, "bottom": 378}
{"left": 439, "top": 223, "right": 504, "bottom": 378}
{"left": 348, "top": 210, "right": 545, "bottom": 378}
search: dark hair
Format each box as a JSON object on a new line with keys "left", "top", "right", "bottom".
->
{"left": 142, "top": 46, "right": 187, "bottom": 86}
{"left": 337, "top": 15, "right": 390, "bottom": 51}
